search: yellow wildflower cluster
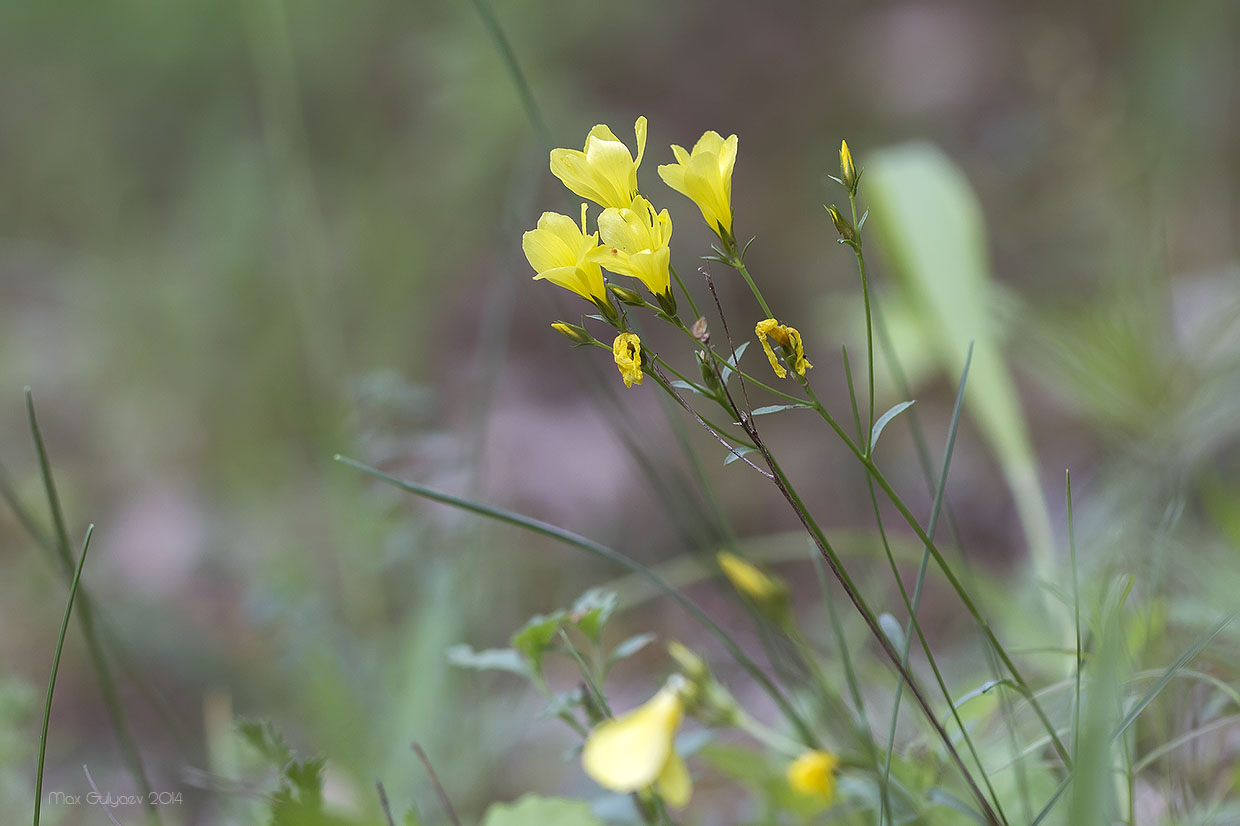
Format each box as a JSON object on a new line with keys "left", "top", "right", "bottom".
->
{"left": 523, "top": 115, "right": 741, "bottom": 388}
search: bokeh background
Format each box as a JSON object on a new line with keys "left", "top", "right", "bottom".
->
{"left": 2, "top": 0, "right": 1239, "bottom": 823}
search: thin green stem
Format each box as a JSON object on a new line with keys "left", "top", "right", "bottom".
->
{"left": 669, "top": 264, "right": 701, "bottom": 321}
{"left": 34, "top": 525, "right": 94, "bottom": 826}
{"left": 792, "top": 378, "right": 1073, "bottom": 767}
{"left": 468, "top": 0, "right": 552, "bottom": 148}
{"left": 26, "top": 391, "right": 159, "bottom": 824}
{"left": 1067, "top": 470, "right": 1082, "bottom": 761}
{"left": 848, "top": 192, "right": 876, "bottom": 453}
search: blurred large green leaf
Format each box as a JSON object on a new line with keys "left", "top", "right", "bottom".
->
{"left": 865, "top": 143, "right": 1057, "bottom": 600}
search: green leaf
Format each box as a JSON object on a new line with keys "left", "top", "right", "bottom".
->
{"left": 570, "top": 588, "right": 617, "bottom": 642}
{"left": 724, "top": 446, "right": 756, "bottom": 466}
{"left": 670, "top": 379, "right": 708, "bottom": 397}
{"left": 511, "top": 612, "right": 568, "bottom": 676}
{"left": 750, "top": 403, "right": 809, "bottom": 416}
{"left": 237, "top": 719, "right": 293, "bottom": 767}
{"left": 720, "top": 341, "right": 750, "bottom": 385}
{"left": 877, "top": 612, "right": 906, "bottom": 652}
{"left": 479, "top": 794, "right": 604, "bottom": 826}
{"left": 607, "top": 632, "right": 657, "bottom": 667}
{"left": 869, "top": 400, "right": 915, "bottom": 452}
{"left": 445, "top": 644, "right": 529, "bottom": 677}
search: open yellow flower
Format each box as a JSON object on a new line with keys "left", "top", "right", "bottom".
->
{"left": 590, "top": 196, "right": 673, "bottom": 299}
{"left": 755, "top": 318, "right": 813, "bottom": 379}
{"left": 550, "top": 117, "right": 648, "bottom": 210}
{"left": 582, "top": 678, "right": 692, "bottom": 808}
{"left": 786, "top": 749, "right": 839, "bottom": 803}
{"left": 613, "top": 333, "right": 644, "bottom": 388}
{"left": 657, "top": 131, "right": 738, "bottom": 236}
{"left": 522, "top": 204, "right": 608, "bottom": 306}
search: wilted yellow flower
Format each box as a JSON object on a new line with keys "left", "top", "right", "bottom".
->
{"left": 657, "top": 131, "right": 738, "bottom": 236}
{"left": 582, "top": 679, "right": 692, "bottom": 808}
{"left": 550, "top": 117, "right": 648, "bottom": 210}
{"left": 523, "top": 204, "right": 608, "bottom": 306}
{"left": 786, "top": 749, "right": 839, "bottom": 802}
{"left": 717, "top": 551, "right": 784, "bottom": 603}
{"left": 613, "top": 333, "right": 644, "bottom": 388}
{"left": 839, "top": 139, "right": 857, "bottom": 193}
{"left": 755, "top": 318, "right": 813, "bottom": 379}
{"left": 590, "top": 196, "right": 673, "bottom": 299}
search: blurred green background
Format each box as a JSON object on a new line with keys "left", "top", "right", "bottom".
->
{"left": 2, "top": 0, "right": 1239, "bottom": 823}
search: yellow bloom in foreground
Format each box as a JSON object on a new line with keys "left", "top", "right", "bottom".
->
{"left": 582, "top": 679, "right": 692, "bottom": 808}
{"left": 657, "top": 130, "right": 738, "bottom": 236}
{"left": 613, "top": 333, "right": 644, "bottom": 388}
{"left": 522, "top": 204, "right": 608, "bottom": 306}
{"left": 755, "top": 318, "right": 813, "bottom": 379}
{"left": 590, "top": 196, "right": 673, "bottom": 299}
{"left": 717, "top": 552, "right": 783, "bottom": 603}
{"left": 550, "top": 117, "right": 648, "bottom": 210}
{"left": 786, "top": 750, "right": 839, "bottom": 802}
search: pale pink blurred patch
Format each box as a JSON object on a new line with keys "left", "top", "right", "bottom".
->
{"left": 100, "top": 484, "right": 206, "bottom": 596}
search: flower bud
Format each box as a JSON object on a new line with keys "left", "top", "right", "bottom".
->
{"left": 826, "top": 205, "right": 855, "bottom": 243}
{"left": 839, "top": 140, "right": 858, "bottom": 194}
{"left": 608, "top": 284, "right": 646, "bottom": 306}
{"left": 690, "top": 316, "right": 710, "bottom": 344}
{"left": 550, "top": 321, "right": 593, "bottom": 345}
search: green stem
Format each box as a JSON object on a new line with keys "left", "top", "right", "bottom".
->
{"left": 847, "top": 192, "right": 876, "bottom": 453}
{"left": 792, "top": 378, "right": 1073, "bottom": 768}
{"left": 26, "top": 391, "right": 159, "bottom": 824}
{"left": 669, "top": 264, "right": 701, "bottom": 320}
{"left": 34, "top": 525, "right": 94, "bottom": 826}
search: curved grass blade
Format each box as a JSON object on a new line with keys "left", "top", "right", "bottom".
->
{"left": 335, "top": 454, "right": 817, "bottom": 746}
{"left": 33, "top": 525, "right": 94, "bottom": 826}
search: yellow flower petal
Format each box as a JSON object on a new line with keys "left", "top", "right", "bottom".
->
{"left": 658, "top": 130, "right": 738, "bottom": 235}
{"left": 523, "top": 207, "right": 608, "bottom": 305}
{"left": 655, "top": 749, "right": 692, "bottom": 809}
{"left": 549, "top": 117, "right": 649, "bottom": 209}
{"left": 593, "top": 197, "right": 672, "bottom": 298}
{"left": 786, "top": 750, "right": 839, "bottom": 802}
{"left": 582, "top": 683, "right": 683, "bottom": 791}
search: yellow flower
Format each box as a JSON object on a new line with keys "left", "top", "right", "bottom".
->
{"left": 522, "top": 204, "right": 608, "bottom": 306}
{"left": 755, "top": 318, "right": 813, "bottom": 379}
{"left": 582, "top": 679, "right": 692, "bottom": 808}
{"left": 839, "top": 139, "right": 858, "bottom": 193}
{"left": 590, "top": 196, "right": 673, "bottom": 299}
{"left": 657, "top": 130, "right": 738, "bottom": 235}
{"left": 550, "top": 117, "right": 648, "bottom": 210}
{"left": 613, "top": 333, "right": 644, "bottom": 388}
{"left": 786, "top": 749, "right": 839, "bottom": 802}
{"left": 717, "top": 551, "right": 783, "bottom": 603}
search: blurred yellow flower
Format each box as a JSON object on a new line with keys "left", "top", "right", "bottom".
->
{"left": 717, "top": 551, "right": 783, "bottom": 603}
{"left": 590, "top": 196, "right": 673, "bottom": 299}
{"left": 657, "top": 130, "right": 738, "bottom": 236}
{"left": 786, "top": 749, "right": 839, "bottom": 802}
{"left": 522, "top": 204, "right": 608, "bottom": 306}
{"left": 755, "top": 318, "right": 813, "bottom": 378}
{"left": 582, "top": 679, "right": 692, "bottom": 808}
{"left": 550, "top": 117, "right": 648, "bottom": 210}
{"left": 613, "top": 333, "right": 644, "bottom": 388}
